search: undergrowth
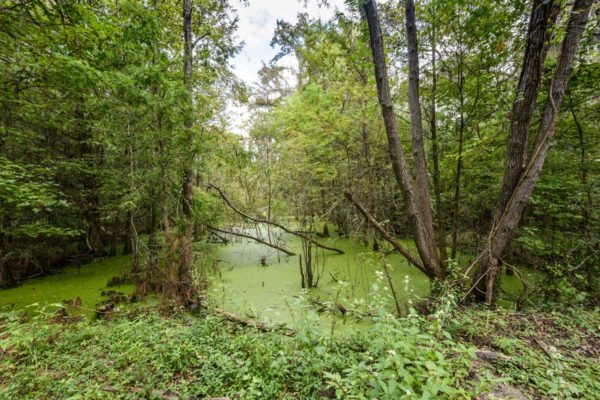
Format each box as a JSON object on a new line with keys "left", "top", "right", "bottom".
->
{"left": 1, "top": 302, "right": 490, "bottom": 400}
{"left": 1, "top": 293, "right": 598, "bottom": 399}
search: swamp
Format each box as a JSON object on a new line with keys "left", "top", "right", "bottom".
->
{"left": 1, "top": 0, "right": 599, "bottom": 398}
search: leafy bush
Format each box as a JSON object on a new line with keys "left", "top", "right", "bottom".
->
{"left": 1, "top": 304, "right": 490, "bottom": 400}
{"left": 324, "top": 311, "right": 487, "bottom": 399}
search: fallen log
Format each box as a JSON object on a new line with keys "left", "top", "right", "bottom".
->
{"left": 475, "top": 349, "right": 512, "bottom": 363}
{"left": 215, "top": 307, "right": 295, "bottom": 336}
{"left": 207, "top": 183, "right": 344, "bottom": 254}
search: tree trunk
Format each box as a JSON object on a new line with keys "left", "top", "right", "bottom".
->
{"left": 473, "top": 0, "right": 593, "bottom": 304}
{"left": 76, "top": 104, "right": 105, "bottom": 256}
{"left": 109, "top": 219, "right": 118, "bottom": 257}
{"left": 404, "top": 0, "right": 437, "bottom": 251}
{"left": 129, "top": 210, "right": 140, "bottom": 274}
{"left": 122, "top": 213, "right": 132, "bottom": 255}
{"left": 362, "top": 0, "right": 443, "bottom": 280}
{"left": 495, "top": 0, "right": 560, "bottom": 221}
{"left": 569, "top": 95, "right": 595, "bottom": 291}
{"left": 0, "top": 232, "right": 16, "bottom": 288}
{"left": 451, "top": 50, "right": 466, "bottom": 260}
{"left": 178, "top": 0, "right": 195, "bottom": 304}
{"left": 429, "top": 13, "right": 448, "bottom": 264}
{"left": 146, "top": 201, "right": 160, "bottom": 279}
{"left": 127, "top": 130, "right": 141, "bottom": 275}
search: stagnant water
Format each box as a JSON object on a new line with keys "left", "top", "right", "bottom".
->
{"left": 0, "top": 235, "right": 532, "bottom": 325}
{"left": 0, "top": 255, "right": 134, "bottom": 318}
{"left": 210, "top": 233, "right": 530, "bottom": 328}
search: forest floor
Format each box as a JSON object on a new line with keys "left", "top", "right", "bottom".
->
{"left": 1, "top": 303, "right": 598, "bottom": 399}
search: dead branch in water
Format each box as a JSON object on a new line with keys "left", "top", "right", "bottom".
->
{"left": 344, "top": 191, "right": 425, "bottom": 273}
{"left": 204, "top": 224, "right": 295, "bottom": 256}
{"left": 207, "top": 183, "right": 344, "bottom": 254}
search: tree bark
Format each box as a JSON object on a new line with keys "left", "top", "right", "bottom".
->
{"left": 496, "top": 0, "right": 560, "bottom": 221}
{"left": 404, "top": 0, "right": 437, "bottom": 253}
{"left": 362, "top": 0, "right": 443, "bottom": 280}
{"left": 178, "top": 0, "right": 195, "bottom": 304}
{"left": 428, "top": 11, "right": 448, "bottom": 264}
{"left": 473, "top": 0, "right": 593, "bottom": 304}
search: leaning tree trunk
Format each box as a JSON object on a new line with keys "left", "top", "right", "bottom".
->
{"left": 361, "top": 0, "right": 443, "bottom": 280}
{"left": 472, "top": 0, "right": 562, "bottom": 302}
{"left": 473, "top": 0, "right": 593, "bottom": 304}
{"left": 495, "top": 0, "right": 561, "bottom": 221}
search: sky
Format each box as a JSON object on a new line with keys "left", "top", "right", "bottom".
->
{"left": 228, "top": 0, "right": 348, "bottom": 135}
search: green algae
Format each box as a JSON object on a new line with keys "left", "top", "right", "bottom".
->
{"left": 0, "top": 234, "right": 536, "bottom": 325}
{"left": 211, "top": 236, "right": 425, "bottom": 323}
{"left": 211, "top": 233, "right": 538, "bottom": 326}
{"left": 0, "top": 254, "right": 133, "bottom": 318}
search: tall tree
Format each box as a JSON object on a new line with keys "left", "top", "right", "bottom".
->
{"left": 177, "top": 0, "right": 195, "bottom": 304}
{"left": 361, "top": 0, "right": 444, "bottom": 279}
{"left": 472, "top": 0, "right": 594, "bottom": 303}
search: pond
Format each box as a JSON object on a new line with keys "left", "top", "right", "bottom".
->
{"left": 0, "top": 255, "right": 134, "bottom": 318}
{"left": 0, "top": 234, "right": 532, "bottom": 326}
{"left": 210, "top": 231, "right": 533, "bottom": 329}
{"left": 211, "top": 234, "right": 427, "bottom": 325}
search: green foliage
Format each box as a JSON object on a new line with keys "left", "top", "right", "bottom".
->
{"left": 4, "top": 303, "right": 596, "bottom": 399}
{"left": 324, "top": 311, "right": 486, "bottom": 399}
{"left": 0, "top": 157, "right": 79, "bottom": 239}
{"left": 448, "top": 307, "right": 600, "bottom": 399}
{"left": 1, "top": 307, "right": 491, "bottom": 400}
{"left": 0, "top": 0, "right": 240, "bottom": 285}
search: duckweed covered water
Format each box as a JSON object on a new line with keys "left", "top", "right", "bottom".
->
{"left": 0, "top": 255, "right": 133, "bottom": 318}
{"left": 1, "top": 235, "right": 534, "bottom": 325}
{"left": 211, "top": 235, "right": 429, "bottom": 326}
{"left": 211, "top": 233, "right": 536, "bottom": 326}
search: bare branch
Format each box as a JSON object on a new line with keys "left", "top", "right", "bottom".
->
{"left": 204, "top": 224, "right": 295, "bottom": 256}
{"left": 207, "top": 183, "right": 344, "bottom": 254}
{"left": 344, "top": 191, "right": 425, "bottom": 273}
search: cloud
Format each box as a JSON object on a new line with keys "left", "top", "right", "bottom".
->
{"left": 228, "top": 0, "right": 348, "bottom": 134}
